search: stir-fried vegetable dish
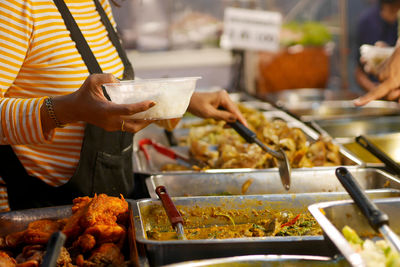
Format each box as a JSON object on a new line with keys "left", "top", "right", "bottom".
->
{"left": 163, "top": 104, "right": 342, "bottom": 171}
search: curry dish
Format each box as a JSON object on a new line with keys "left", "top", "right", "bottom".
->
{"left": 145, "top": 205, "right": 322, "bottom": 241}
{"left": 162, "top": 104, "right": 343, "bottom": 171}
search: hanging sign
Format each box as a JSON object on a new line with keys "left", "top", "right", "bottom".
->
{"left": 220, "top": 7, "right": 282, "bottom": 52}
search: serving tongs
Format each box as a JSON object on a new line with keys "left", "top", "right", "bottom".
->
{"left": 155, "top": 185, "right": 187, "bottom": 240}
{"left": 138, "top": 138, "right": 206, "bottom": 170}
{"left": 355, "top": 135, "right": 400, "bottom": 174}
{"left": 228, "top": 120, "right": 291, "bottom": 190}
{"left": 41, "top": 231, "right": 66, "bottom": 267}
{"left": 335, "top": 167, "right": 400, "bottom": 253}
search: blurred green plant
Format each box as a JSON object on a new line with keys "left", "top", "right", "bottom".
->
{"left": 280, "top": 21, "right": 332, "bottom": 47}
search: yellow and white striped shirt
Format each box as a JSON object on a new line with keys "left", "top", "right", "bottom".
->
{"left": 0, "top": 0, "right": 125, "bottom": 211}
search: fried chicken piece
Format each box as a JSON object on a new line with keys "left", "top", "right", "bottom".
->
{"left": 16, "top": 261, "right": 39, "bottom": 267}
{"left": 71, "top": 197, "right": 92, "bottom": 214}
{"left": 72, "top": 234, "right": 96, "bottom": 253}
{"left": 84, "top": 225, "right": 126, "bottom": 245}
{"left": 56, "top": 247, "right": 74, "bottom": 267}
{"left": 62, "top": 202, "right": 88, "bottom": 240}
{"left": 6, "top": 220, "right": 62, "bottom": 248}
{"left": 62, "top": 194, "right": 128, "bottom": 251}
{"left": 4, "top": 231, "right": 24, "bottom": 249}
{"left": 0, "top": 250, "right": 16, "bottom": 267}
{"left": 0, "top": 237, "right": 7, "bottom": 250}
{"left": 15, "top": 244, "right": 44, "bottom": 267}
{"left": 24, "top": 220, "right": 62, "bottom": 245}
{"left": 80, "top": 194, "right": 128, "bottom": 228}
{"left": 77, "top": 243, "right": 125, "bottom": 267}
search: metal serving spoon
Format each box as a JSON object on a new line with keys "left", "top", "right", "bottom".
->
{"left": 228, "top": 120, "right": 291, "bottom": 190}
{"left": 155, "top": 185, "right": 187, "bottom": 240}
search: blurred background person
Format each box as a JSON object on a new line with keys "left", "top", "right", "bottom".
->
{"left": 355, "top": 0, "right": 400, "bottom": 92}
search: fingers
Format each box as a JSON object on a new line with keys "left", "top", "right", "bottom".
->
{"left": 188, "top": 90, "right": 248, "bottom": 125}
{"left": 386, "top": 88, "right": 400, "bottom": 101}
{"left": 85, "top": 73, "right": 119, "bottom": 95}
{"left": 218, "top": 91, "right": 248, "bottom": 126}
{"left": 76, "top": 73, "right": 120, "bottom": 103}
{"left": 206, "top": 108, "right": 237, "bottom": 123}
{"left": 106, "top": 118, "right": 152, "bottom": 133}
{"left": 374, "top": 41, "right": 388, "bottom": 47}
{"left": 122, "top": 119, "right": 153, "bottom": 133}
{"left": 353, "top": 78, "right": 397, "bottom": 106}
{"left": 92, "top": 73, "right": 119, "bottom": 85}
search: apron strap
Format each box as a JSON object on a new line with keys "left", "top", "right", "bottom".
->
{"left": 53, "top": 0, "right": 134, "bottom": 93}
{"left": 93, "top": 0, "right": 134, "bottom": 80}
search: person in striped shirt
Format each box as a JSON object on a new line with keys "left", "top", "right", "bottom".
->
{"left": 0, "top": 0, "right": 245, "bottom": 211}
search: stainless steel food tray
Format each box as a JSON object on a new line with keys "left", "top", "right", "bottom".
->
{"left": 284, "top": 100, "right": 400, "bottom": 122}
{"left": 145, "top": 167, "right": 400, "bottom": 198}
{"left": 164, "top": 255, "right": 349, "bottom": 267}
{"left": 308, "top": 198, "right": 400, "bottom": 267}
{"left": 132, "top": 193, "right": 400, "bottom": 266}
{"left": 314, "top": 115, "right": 400, "bottom": 139}
{"left": 133, "top": 110, "right": 362, "bottom": 175}
{"left": 335, "top": 133, "right": 400, "bottom": 167}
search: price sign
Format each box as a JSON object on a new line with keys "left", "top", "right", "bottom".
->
{"left": 220, "top": 7, "right": 282, "bottom": 52}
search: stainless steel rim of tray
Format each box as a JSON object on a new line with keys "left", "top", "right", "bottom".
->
{"left": 308, "top": 197, "right": 400, "bottom": 267}
{"left": 285, "top": 100, "right": 400, "bottom": 122}
{"left": 163, "top": 254, "right": 347, "bottom": 267}
{"left": 0, "top": 205, "right": 72, "bottom": 236}
{"left": 145, "top": 166, "right": 400, "bottom": 198}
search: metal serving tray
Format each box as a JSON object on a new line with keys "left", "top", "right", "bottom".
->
{"left": 164, "top": 255, "right": 349, "bottom": 267}
{"left": 337, "top": 133, "right": 400, "bottom": 166}
{"left": 284, "top": 100, "right": 400, "bottom": 122}
{"left": 314, "top": 115, "right": 400, "bottom": 139}
{"left": 145, "top": 167, "right": 400, "bottom": 198}
{"left": 132, "top": 193, "right": 400, "bottom": 266}
{"left": 133, "top": 110, "right": 362, "bottom": 175}
{"left": 308, "top": 198, "right": 400, "bottom": 267}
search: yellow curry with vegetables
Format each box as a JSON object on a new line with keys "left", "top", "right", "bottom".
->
{"left": 145, "top": 205, "right": 321, "bottom": 241}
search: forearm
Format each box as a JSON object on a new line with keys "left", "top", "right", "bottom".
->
{"left": 0, "top": 91, "right": 79, "bottom": 145}
{"left": 40, "top": 93, "right": 79, "bottom": 136}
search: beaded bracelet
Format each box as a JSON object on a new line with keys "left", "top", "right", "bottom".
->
{"left": 44, "top": 97, "right": 65, "bottom": 128}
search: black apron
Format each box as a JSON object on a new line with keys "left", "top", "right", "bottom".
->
{"left": 0, "top": 0, "right": 135, "bottom": 210}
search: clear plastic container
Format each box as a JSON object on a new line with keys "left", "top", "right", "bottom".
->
{"left": 360, "top": 44, "right": 395, "bottom": 73}
{"left": 104, "top": 77, "right": 201, "bottom": 120}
